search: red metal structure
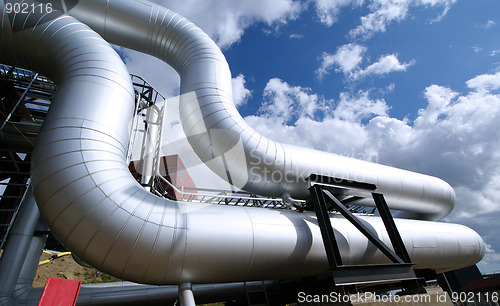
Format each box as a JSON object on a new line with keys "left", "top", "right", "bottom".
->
{"left": 129, "top": 154, "right": 197, "bottom": 200}
{"left": 38, "top": 278, "right": 81, "bottom": 306}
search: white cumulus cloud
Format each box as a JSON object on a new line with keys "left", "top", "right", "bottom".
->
{"left": 356, "top": 54, "right": 414, "bottom": 78}
{"left": 317, "top": 45, "right": 414, "bottom": 80}
{"left": 466, "top": 72, "right": 500, "bottom": 92}
{"left": 232, "top": 74, "right": 252, "bottom": 107}
{"left": 154, "top": 0, "right": 302, "bottom": 49}
{"left": 350, "top": 0, "right": 410, "bottom": 38}
{"left": 313, "top": 0, "right": 362, "bottom": 26}
{"left": 346, "top": 0, "right": 456, "bottom": 39}
{"left": 317, "top": 43, "right": 366, "bottom": 79}
{"left": 334, "top": 91, "right": 389, "bottom": 121}
{"left": 260, "top": 78, "right": 331, "bottom": 123}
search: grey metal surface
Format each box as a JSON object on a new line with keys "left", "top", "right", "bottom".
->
{"left": 178, "top": 283, "right": 196, "bottom": 306}
{"left": 0, "top": 0, "right": 485, "bottom": 286}
{"left": 61, "top": 0, "right": 455, "bottom": 221}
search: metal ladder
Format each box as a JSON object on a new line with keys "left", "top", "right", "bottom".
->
{"left": 1, "top": 65, "right": 51, "bottom": 250}
{"left": 0, "top": 177, "right": 30, "bottom": 250}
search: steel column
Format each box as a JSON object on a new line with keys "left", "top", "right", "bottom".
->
{"left": 0, "top": 186, "right": 38, "bottom": 303}
{"left": 179, "top": 283, "right": 196, "bottom": 306}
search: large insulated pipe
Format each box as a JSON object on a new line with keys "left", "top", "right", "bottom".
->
{"left": 0, "top": 0, "right": 484, "bottom": 285}
{"left": 55, "top": 0, "right": 455, "bottom": 221}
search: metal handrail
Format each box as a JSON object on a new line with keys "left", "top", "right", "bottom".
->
{"left": 153, "top": 174, "right": 293, "bottom": 208}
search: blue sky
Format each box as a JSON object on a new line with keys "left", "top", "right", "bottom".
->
{"left": 225, "top": 0, "right": 500, "bottom": 120}
{"left": 122, "top": 0, "right": 500, "bottom": 274}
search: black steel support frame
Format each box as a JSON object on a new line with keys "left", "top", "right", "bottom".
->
{"left": 372, "top": 192, "right": 412, "bottom": 264}
{"left": 309, "top": 178, "right": 417, "bottom": 286}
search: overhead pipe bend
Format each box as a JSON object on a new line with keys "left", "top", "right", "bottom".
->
{"left": 0, "top": 0, "right": 484, "bottom": 285}
{"left": 56, "top": 0, "right": 454, "bottom": 221}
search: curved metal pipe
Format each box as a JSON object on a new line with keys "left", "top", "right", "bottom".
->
{"left": 58, "top": 0, "right": 454, "bottom": 221}
{"left": 0, "top": 0, "right": 484, "bottom": 285}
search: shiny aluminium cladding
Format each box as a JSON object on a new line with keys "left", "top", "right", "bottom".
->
{"left": 0, "top": 0, "right": 484, "bottom": 285}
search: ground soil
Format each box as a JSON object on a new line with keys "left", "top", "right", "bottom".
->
{"left": 33, "top": 251, "right": 120, "bottom": 288}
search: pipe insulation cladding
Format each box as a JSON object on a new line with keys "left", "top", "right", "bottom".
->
{"left": 53, "top": 0, "right": 457, "bottom": 221}
{"left": 0, "top": 0, "right": 485, "bottom": 285}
